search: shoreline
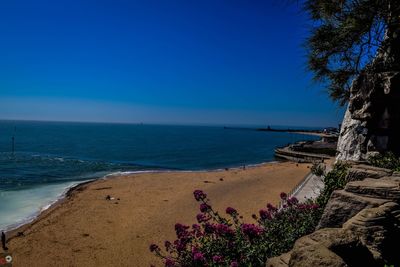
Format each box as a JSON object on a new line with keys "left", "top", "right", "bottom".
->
{"left": 2, "top": 160, "right": 312, "bottom": 266}
{"left": 0, "top": 180, "right": 95, "bottom": 234}
{"left": 3, "top": 160, "right": 282, "bottom": 236}
{"left": 4, "top": 179, "right": 95, "bottom": 240}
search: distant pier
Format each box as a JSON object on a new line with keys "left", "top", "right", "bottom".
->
{"left": 224, "top": 126, "right": 338, "bottom": 139}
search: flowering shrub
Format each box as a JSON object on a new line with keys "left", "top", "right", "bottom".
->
{"left": 316, "top": 162, "right": 350, "bottom": 207}
{"left": 150, "top": 190, "right": 321, "bottom": 266}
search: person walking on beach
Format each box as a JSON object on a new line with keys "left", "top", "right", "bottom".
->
{"left": 1, "top": 232, "right": 7, "bottom": 251}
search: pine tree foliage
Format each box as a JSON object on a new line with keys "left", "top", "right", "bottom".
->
{"left": 304, "top": 0, "right": 399, "bottom": 105}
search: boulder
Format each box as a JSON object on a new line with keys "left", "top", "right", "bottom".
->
{"left": 317, "top": 190, "right": 388, "bottom": 229}
{"left": 345, "top": 177, "right": 400, "bottom": 200}
{"left": 343, "top": 202, "right": 400, "bottom": 263}
{"left": 266, "top": 252, "right": 291, "bottom": 267}
{"left": 266, "top": 228, "right": 378, "bottom": 267}
{"left": 346, "top": 164, "right": 393, "bottom": 181}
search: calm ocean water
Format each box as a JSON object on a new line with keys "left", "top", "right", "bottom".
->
{"left": 0, "top": 120, "right": 319, "bottom": 231}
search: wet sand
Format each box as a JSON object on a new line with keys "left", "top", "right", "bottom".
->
{"left": 3, "top": 161, "right": 311, "bottom": 267}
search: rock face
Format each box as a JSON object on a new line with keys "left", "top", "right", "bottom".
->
{"left": 316, "top": 189, "right": 389, "bottom": 229}
{"left": 336, "top": 108, "right": 366, "bottom": 161}
{"left": 346, "top": 164, "right": 393, "bottom": 181}
{"left": 343, "top": 202, "right": 400, "bottom": 263}
{"left": 266, "top": 166, "right": 400, "bottom": 267}
{"left": 336, "top": 71, "right": 400, "bottom": 161}
{"left": 317, "top": 176, "right": 400, "bottom": 229}
{"left": 336, "top": 28, "right": 400, "bottom": 161}
{"left": 287, "top": 228, "right": 377, "bottom": 267}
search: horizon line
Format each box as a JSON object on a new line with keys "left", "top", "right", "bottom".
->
{"left": 0, "top": 118, "right": 332, "bottom": 129}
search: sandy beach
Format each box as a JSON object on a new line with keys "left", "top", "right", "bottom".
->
{"left": 2, "top": 161, "right": 311, "bottom": 267}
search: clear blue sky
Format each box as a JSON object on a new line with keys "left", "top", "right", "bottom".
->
{"left": 0, "top": 0, "right": 344, "bottom": 127}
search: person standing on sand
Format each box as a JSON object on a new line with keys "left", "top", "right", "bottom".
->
{"left": 1, "top": 232, "right": 7, "bottom": 251}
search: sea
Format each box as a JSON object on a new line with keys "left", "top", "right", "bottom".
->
{"left": 0, "top": 120, "right": 319, "bottom": 231}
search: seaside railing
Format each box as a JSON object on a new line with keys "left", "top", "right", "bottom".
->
{"left": 277, "top": 169, "right": 315, "bottom": 210}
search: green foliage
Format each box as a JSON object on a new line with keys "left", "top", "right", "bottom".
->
{"left": 260, "top": 199, "right": 322, "bottom": 257}
{"left": 311, "top": 162, "right": 326, "bottom": 176}
{"left": 304, "top": 0, "right": 397, "bottom": 105}
{"left": 368, "top": 152, "right": 400, "bottom": 171}
{"left": 316, "top": 162, "right": 350, "bottom": 207}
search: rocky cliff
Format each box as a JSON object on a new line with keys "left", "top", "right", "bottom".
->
{"left": 336, "top": 23, "right": 400, "bottom": 161}
{"left": 266, "top": 164, "right": 400, "bottom": 266}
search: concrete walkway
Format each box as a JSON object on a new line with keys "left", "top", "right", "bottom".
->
{"left": 292, "top": 165, "right": 332, "bottom": 202}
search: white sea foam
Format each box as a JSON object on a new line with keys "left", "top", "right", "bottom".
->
{"left": 0, "top": 181, "right": 88, "bottom": 232}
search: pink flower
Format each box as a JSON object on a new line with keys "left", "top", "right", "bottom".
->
{"left": 192, "top": 224, "right": 201, "bottom": 231}
{"left": 196, "top": 213, "right": 210, "bottom": 223}
{"left": 192, "top": 224, "right": 203, "bottom": 237}
{"left": 287, "top": 197, "right": 299, "bottom": 205}
{"left": 200, "top": 203, "right": 211, "bottom": 212}
{"left": 175, "top": 223, "right": 190, "bottom": 238}
{"left": 165, "top": 258, "right": 175, "bottom": 267}
{"left": 225, "top": 207, "right": 237, "bottom": 216}
{"left": 174, "top": 239, "right": 186, "bottom": 252}
{"left": 230, "top": 261, "right": 239, "bottom": 267}
{"left": 193, "top": 190, "right": 207, "bottom": 201}
{"left": 204, "top": 223, "right": 216, "bottom": 234}
{"left": 266, "top": 203, "right": 277, "bottom": 212}
{"left": 149, "top": 244, "right": 159, "bottom": 252}
{"left": 259, "top": 209, "right": 271, "bottom": 220}
{"left": 164, "top": 241, "right": 172, "bottom": 251}
{"left": 193, "top": 252, "right": 205, "bottom": 262}
{"left": 240, "top": 223, "right": 264, "bottom": 238}
{"left": 215, "top": 224, "right": 234, "bottom": 236}
{"left": 280, "top": 192, "right": 288, "bottom": 200}
{"left": 192, "top": 246, "right": 200, "bottom": 255}
{"left": 212, "top": 255, "right": 224, "bottom": 263}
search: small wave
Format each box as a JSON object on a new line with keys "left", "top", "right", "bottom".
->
{"left": 0, "top": 179, "right": 94, "bottom": 232}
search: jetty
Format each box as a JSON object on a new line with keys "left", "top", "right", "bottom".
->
{"left": 274, "top": 146, "right": 331, "bottom": 163}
